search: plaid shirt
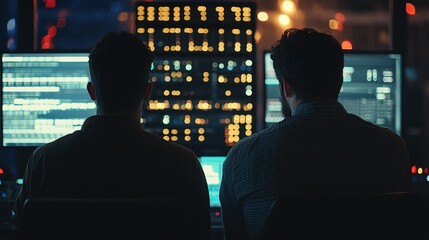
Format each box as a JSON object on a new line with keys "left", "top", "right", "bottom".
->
{"left": 220, "top": 101, "right": 411, "bottom": 240}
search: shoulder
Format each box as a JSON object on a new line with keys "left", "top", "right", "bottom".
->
{"left": 226, "top": 117, "right": 298, "bottom": 157}
{"left": 345, "top": 113, "right": 407, "bottom": 149}
{"left": 347, "top": 114, "right": 403, "bottom": 139}
{"left": 143, "top": 131, "right": 197, "bottom": 159}
{"left": 224, "top": 124, "right": 277, "bottom": 168}
{"left": 30, "top": 131, "right": 81, "bottom": 156}
{"left": 24, "top": 133, "right": 77, "bottom": 169}
{"left": 140, "top": 131, "right": 200, "bottom": 171}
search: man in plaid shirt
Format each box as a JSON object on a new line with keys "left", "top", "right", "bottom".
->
{"left": 220, "top": 28, "right": 411, "bottom": 240}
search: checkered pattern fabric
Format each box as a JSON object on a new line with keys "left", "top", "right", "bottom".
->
{"left": 220, "top": 101, "right": 411, "bottom": 240}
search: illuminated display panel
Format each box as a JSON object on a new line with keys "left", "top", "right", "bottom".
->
{"left": 136, "top": 2, "right": 257, "bottom": 156}
{"left": 1, "top": 52, "right": 96, "bottom": 147}
{"left": 264, "top": 51, "right": 402, "bottom": 135}
{"left": 199, "top": 156, "right": 226, "bottom": 207}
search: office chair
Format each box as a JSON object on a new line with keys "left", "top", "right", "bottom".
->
{"left": 261, "top": 191, "right": 429, "bottom": 240}
{"left": 19, "top": 197, "right": 198, "bottom": 240}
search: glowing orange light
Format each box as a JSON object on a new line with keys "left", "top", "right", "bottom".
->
{"left": 341, "top": 40, "right": 352, "bottom": 50}
{"left": 411, "top": 165, "right": 417, "bottom": 174}
{"left": 278, "top": 14, "right": 290, "bottom": 26}
{"left": 0, "top": 168, "right": 4, "bottom": 175}
{"left": 406, "top": 3, "right": 416, "bottom": 15}
{"left": 117, "top": 12, "right": 129, "bottom": 22}
{"left": 255, "top": 31, "right": 261, "bottom": 43}
{"left": 45, "top": 0, "right": 56, "bottom": 8}
{"left": 329, "top": 19, "right": 338, "bottom": 30}
{"left": 48, "top": 26, "right": 57, "bottom": 37}
{"left": 333, "top": 12, "right": 346, "bottom": 31}
{"left": 335, "top": 12, "right": 346, "bottom": 22}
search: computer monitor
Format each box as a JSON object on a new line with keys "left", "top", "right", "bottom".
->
{"left": 199, "top": 156, "right": 226, "bottom": 207}
{"left": 1, "top": 52, "right": 96, "bottom": 147}
{"left": 264, "top": 51, "right": 402, "bottom": 135}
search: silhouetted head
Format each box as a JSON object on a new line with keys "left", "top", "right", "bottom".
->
{"left": 88, "top": 31, "right": 154, "bottom": 114}
{"left": 271, "top": 28, "right": 344, "bottom": 102}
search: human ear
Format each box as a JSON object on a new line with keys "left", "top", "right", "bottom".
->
{"left": 87, "top": 82, "right": 96, "bottom": 101}
{"left": 281, "top": 78, "right": 293, "bottom": 98}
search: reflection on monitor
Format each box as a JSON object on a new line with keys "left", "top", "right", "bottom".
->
{"left": 199, "top": 156, "right": 226, "bottom": 207}
{"left": 264, "top": 51, "right": 402, "bottom": 135}
{"left": 1, "top": 52, "right": 96, "bottom": 147}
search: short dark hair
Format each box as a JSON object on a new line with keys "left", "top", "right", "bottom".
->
{"left": 270, "top": 28, "right": 344, "bottom": 100}
{"left": 88, "top": 31, "right": 154, "bottom": 111}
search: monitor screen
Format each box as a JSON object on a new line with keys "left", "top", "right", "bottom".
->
{"left": 199, "top": 156, "right": 226, "bottom": 207}
{"left": 1, "top": 52, "right": 96, "bottom": 147}
{"left": 264, "top": 51, "right": 402, "bottom": 135}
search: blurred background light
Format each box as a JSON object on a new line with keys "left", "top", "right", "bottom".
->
{"left": 257, "top": 11, "right": 269, "bottom": 22}
{"left": 278, "top": 14, "right": 290, "bottom": 26}
{"left": 329, "top": 19, "right": 338, "bottom": 30}
{"left": 341, "top": 40, "right": 353, "bottom": 50}
{"left": 406, "top": 3, "right": 416, "bottom": 15}
{"left": 282, "top": 0, "right": 296, "bottom": 14}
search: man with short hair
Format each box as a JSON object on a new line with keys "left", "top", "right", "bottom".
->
{"left": 220, "top": 28, "right": 411, "bottom": 240}
{"left": 14, "top": 32, "right": 211, "bottom": 239}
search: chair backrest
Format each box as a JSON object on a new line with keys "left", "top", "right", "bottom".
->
{"left": 19, "top": 197, "right": 197, "bottom": 240}
{"left": 261, "top": 191, "right": 429, "bottom": 240}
